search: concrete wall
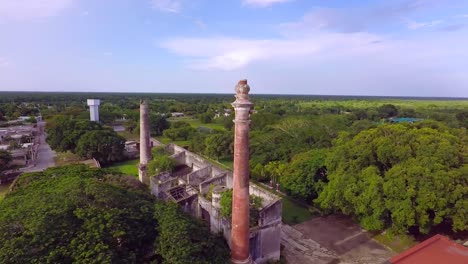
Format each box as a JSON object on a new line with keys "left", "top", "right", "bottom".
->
{"left": 170, "top": 151, "right": 186, "bottom": 165}
{"left": 179, "top": 194, "right": 199, "bottom": 215}
{"left": 211, "top": 165, "right": 226, "bottom": 177}
{"left": 250, "top": 183, "right": 278, "bottom": 207}
{"left": 187, "top": 166, "right": 211, "bottom": 186}
{"left": 167, "top": 143, "right": 212, "bottom": 171}
{"left": 199, "top": 174, "right": 227, "bottom": 195}
{"left": 259, "top": 199, "right": 283, "bottom": 226}
{"left": 250, "top": 223, "right": 282, "bottom": 264}
{"left": 150, "top": 172, "right": 178, "bottom": 199}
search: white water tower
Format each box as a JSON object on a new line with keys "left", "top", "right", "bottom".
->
{"left": 87, "top": 99, "right": 101, "bottom": 122}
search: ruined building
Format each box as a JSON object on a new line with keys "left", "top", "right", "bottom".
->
{"left": 149, "top": 80, "right": 282, "bottom": 264}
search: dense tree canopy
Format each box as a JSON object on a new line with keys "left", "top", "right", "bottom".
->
{"left": 46, "top": 116, "right": 126, "bottom": 164}
{"left": 75, "top": 130, "right": 126, "bottom": 165}
{"left": 148, "top": 156, "right": 177, "bottom": 176}
{"left": 153, "top": 202, "right": 229, "bottom": 264}
{"left": 0, "top": 165, "right": 231, "bottom": 264}
{"left": 280, "top": 149, "right": 327, "bottom": 201}
{"left": 317, "top": 122, "right": 467, "bottom": 233}
{"left": 0, "top": 165, "right": 156, "bottom": 263}
{"left": 149, "top": 114, "right": 170, "bottom": 137}
{"left": 46, "top": 116, "right": 103, "bottom": 152}
{"left": 0, "top": 150, "right": 12, "bottom": 171}
{"left": 204, "top": 132, "right": 233, "bottom": 160}
{"left": 377, "top": 104, "right": 399, "bottom": 118}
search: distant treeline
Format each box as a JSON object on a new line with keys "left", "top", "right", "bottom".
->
{"left": 0, "top": 91, "right": 467, "bottom": 104}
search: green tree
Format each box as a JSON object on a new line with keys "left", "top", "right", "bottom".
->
{"left": 8, "top": 141, "right": 20, "bottom": 150}
{"left": 0, "top": 150, "right": 12, "bottom": 171}
{"left": 76, "top": 130, "right": 126, "bottom": 165}
{"left": 377, "top": 104, "right": 398, "bottom": 118}
{"left": 317, "top": 123, "right": 467, "bottom": 234}
{"left": 0, "top": 165, "right": 156, "bottom": 264}
{"left": 455, "top": 110, "right": 468, "bottom": 128}
{"left": 204, "top": 132, "right": 233, "bottom": 160}
{"left": 149, "top": 114, "right": 169, "bottom": 136}
{"left": 219, "top": 189, "right": 263, "bottom": 227}
{"left": 251, "top": 162, "right": 267, "bottom": 182}
{"left": 46, "top": 116, "right": 103, "bottom": 152}
{"left": 154, "top": 202, "right": 229, "bottom": 264}
{"left": 148, "top": 155, "right": 176, "bottom": 175}
{"left": 124, "top": 119, "right": 137, "bottom": 133}
{"left": 280, "top": 149, "right": 327, "bottom": 201}
{"left": 222, "top": 115, "right": 234, "bottom": 130}
{"left": 199, "top": 113, "right": 213, "bottom": 124}
{"left": 264, "top": 160, "right": 288, "bottom": 184}
{"left": 163, "top": 127, "right": 196, "bottom": 141}
{"left": 26, "top": 116, "right": 37, "bottom": 123}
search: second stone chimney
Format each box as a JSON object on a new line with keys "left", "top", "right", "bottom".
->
{"left": 138, "top": 100, "right": 151, "bottom": 185}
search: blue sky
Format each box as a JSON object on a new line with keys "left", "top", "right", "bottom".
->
{"left": 0, "top": 0, "right": 467, "bottom": 97}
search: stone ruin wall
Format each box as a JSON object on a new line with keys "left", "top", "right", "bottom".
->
{"left": 157, "top": 143, "right": 281, "bottom": 264}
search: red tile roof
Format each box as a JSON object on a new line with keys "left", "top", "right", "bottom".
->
{"left": 389, "top": 234, "right": 468, "bottom": 264}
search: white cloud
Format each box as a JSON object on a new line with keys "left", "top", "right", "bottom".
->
{"left": 159, "top": 3, "right": 468, "bottom": 72}
{"left": 150, "top": 0, "right": 181, "bottom": 13}
{"left": 407, "top": 19, "right": 443, "bottom": 29}
{"left": 0, "top": 0, "right": 73, "bottom": 20}
{"left": 242, "top": 0, "right": 292, "bottom": 8}
{"left": 160, "top": 32, "right": 385, "bottom": 70}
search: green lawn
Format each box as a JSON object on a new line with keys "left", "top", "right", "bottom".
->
{"left": 155, "top": 136, "right": 190, "bottom": 147}
{"left": 107, "top": 159, "right": 139, "bottom": 177}
{"left": 117, "top": 131, "right": 139, "bottom": 140}
{"left": 251, "top": 181, "right": 315, "bottom": 225}
{"left": 218, "top": 159, "right": 233, "bottom": 169}
{"left": 0, "top": 184, "right": 10, "bottom": 200}
{"left": 54, "top": 151, "right": 83, "bottom": 166}
{"left": 373, "top": 232, "right": 418, "bottom": 253}
{"left": 169, "top": 117, "right": 226, "bottom": 131}
{"left": 281, "top": 196, "right": 315, "bottom": 225}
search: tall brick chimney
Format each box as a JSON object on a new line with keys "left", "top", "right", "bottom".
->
{"left": 138, "top": 100, "right": 151, "bottom": 185}
{"left": 231, "top": 79, "right": 254, "bottom": 264}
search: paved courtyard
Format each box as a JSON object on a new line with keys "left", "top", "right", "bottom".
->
{"left": 282, "top": 214, "right": 395, "bottom": 264}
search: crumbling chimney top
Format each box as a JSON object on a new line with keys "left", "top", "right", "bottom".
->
{"left": 235, "top": 79, "right": 250, "bottom": 100}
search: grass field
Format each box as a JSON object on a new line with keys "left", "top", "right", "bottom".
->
{"left": 54, "top": 151, "right": 97, "bottom": 168}
{"left": 107, "top": 159, "right": 139, "bottom": 177}
{"left": 298, "top": 99, "right": 468, "bottom": 111}
{"left": 252, "top": 181, "right": 315, "bottom": 225}
{"left": 169, "top": 117, "right": 226, "bottom": 131}
{"left": 373, "top": 232, "right": 418, "bottom": 253}
{"left": 54, "top": 151, "right": 83, "bottom": 166}
{"left": 155, "top": 136, "right": 190, "bottom": 147}
{"left": 281, "top": 197, "right": 315, "bottom": 225}
{"left": 117, "top": 131, "right": 139, "bottom": 140}
{"left": 0, "top": 184, "right": 10, "bottom": 200}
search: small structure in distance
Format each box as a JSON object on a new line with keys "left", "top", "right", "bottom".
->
{"left": 87, "top": 99, "right": 101, "bottom": 122}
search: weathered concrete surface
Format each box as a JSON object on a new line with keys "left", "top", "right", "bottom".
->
{"left": 282, "top": 215, "right": 395, "bottom": 264}
{"left": 281, "top": 224, "right": 340, "bottom": 264}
